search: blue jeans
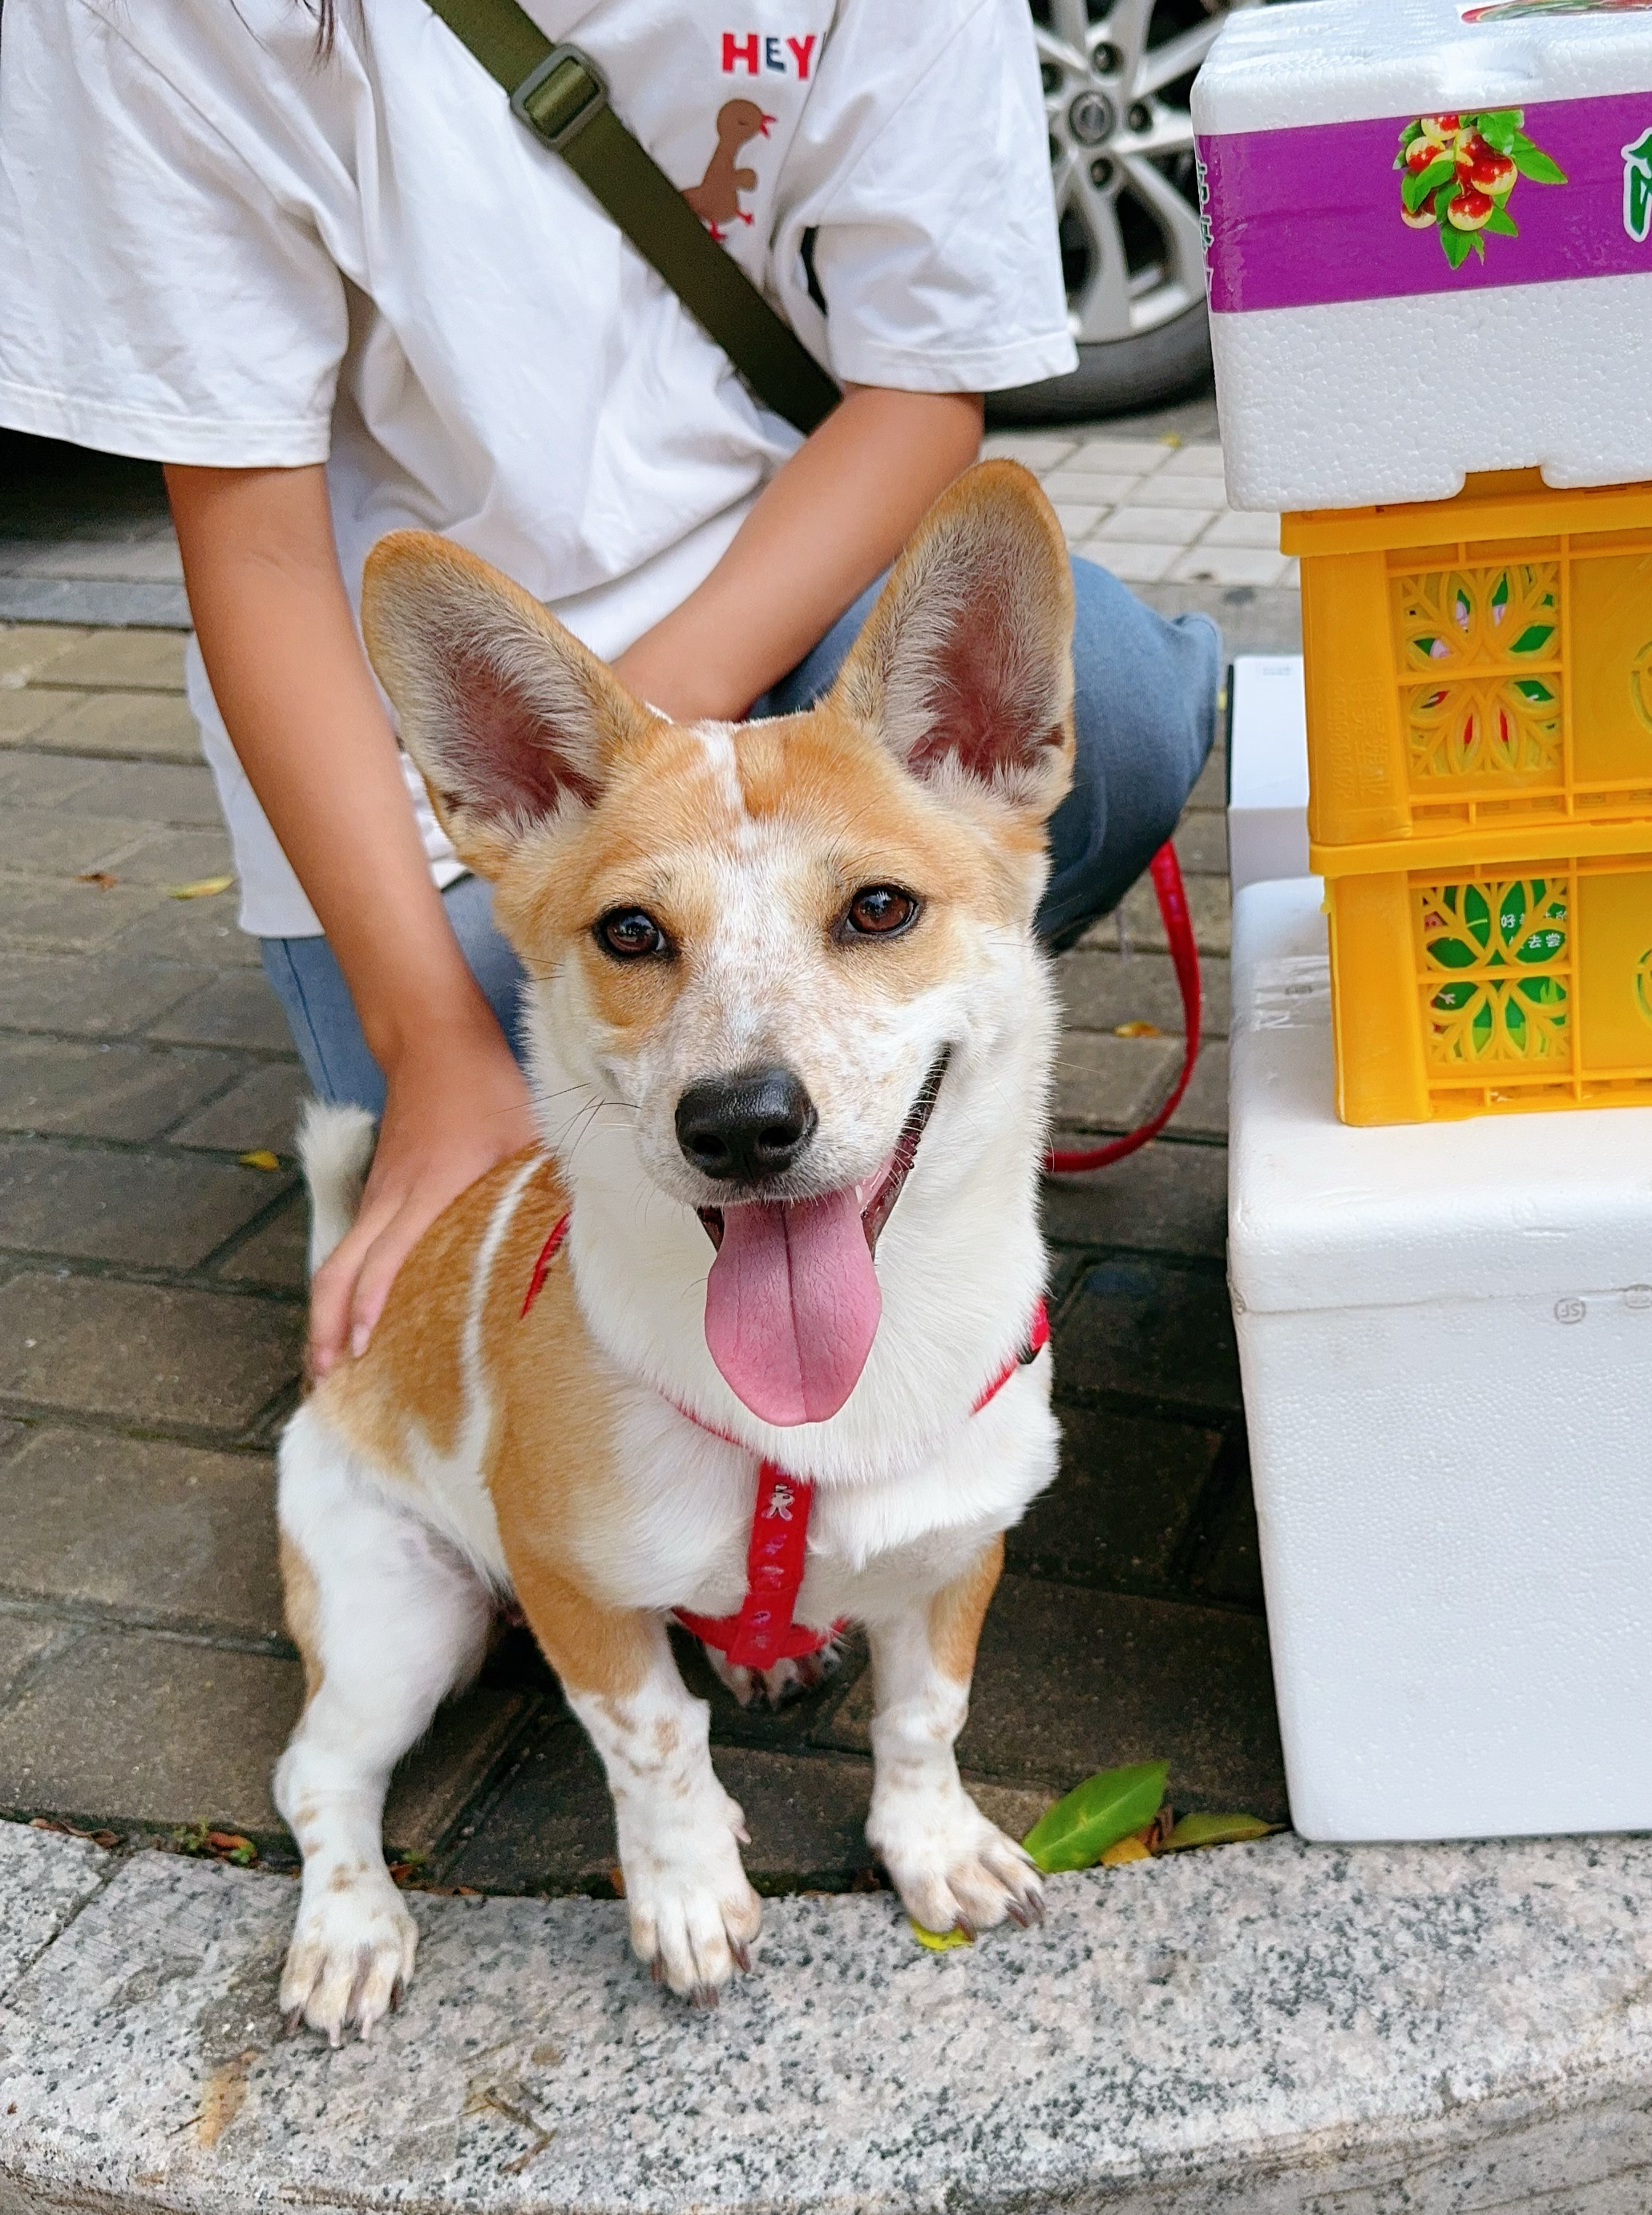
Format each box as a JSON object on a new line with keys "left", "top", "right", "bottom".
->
{"left": 263, "top": 559, "right": 1219, "bottom": 1112}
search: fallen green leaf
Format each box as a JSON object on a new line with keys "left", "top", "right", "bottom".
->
{"left": 910, "top": 1919, "right": 971, "bottom": 1950}
{"left": 1160, "top": 1811, "right": 1282, "bottom": 1852}
{"left": 1022, "top": 1759, "right": 1167, "bottom": 1873}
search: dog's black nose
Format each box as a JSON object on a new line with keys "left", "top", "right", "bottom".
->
{"left": 676, "top": 1066, "right": 818, "bottom": 1182}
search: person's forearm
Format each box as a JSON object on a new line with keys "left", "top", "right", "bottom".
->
{"left": 164, "top": 463, "right": 498, "bottom": 1069}
{"left": 614, "top": 386, "right": 984, "bottom": 721}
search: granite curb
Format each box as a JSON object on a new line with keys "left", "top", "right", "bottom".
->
{"left": 4, "top": 1819, "right": 1652, "bottom": 2212}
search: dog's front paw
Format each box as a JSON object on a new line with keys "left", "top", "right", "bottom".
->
{"left": 280, "top": 1867, "right": 418, "bottom": 2046}
{"left": 870, "top": 1785, "right": 1045, "bottom": 1939}
{"left": 621, "top": 1801, "right": 762, "bottom": 2004}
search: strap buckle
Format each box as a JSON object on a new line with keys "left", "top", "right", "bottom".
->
{"left": 510, "top": 42, "right": 609, "bottom": 152}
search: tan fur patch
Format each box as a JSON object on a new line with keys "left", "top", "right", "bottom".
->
{"left": 280, "top": 1531, "right": 325, "bottom": 1710}
{"left": 472, "top": 1166, "right": 658, "bottom": 1700}
{"left": 319, "top": 1152, "right": 539, "bottom": 1473}
{"left": 928, "top": 1532, "right": 1005, "bottom": 1685}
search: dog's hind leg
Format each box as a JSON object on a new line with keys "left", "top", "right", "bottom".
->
{"left": 864, "top": 1534, "right": 1045, "bottom": 1940}
{"left": 273, "top": 1403, "right": 493, "bottom": 2044}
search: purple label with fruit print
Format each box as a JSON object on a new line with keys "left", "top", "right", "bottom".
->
{"left": 1199, "top": 90, "right": 1652, "bottom": 312}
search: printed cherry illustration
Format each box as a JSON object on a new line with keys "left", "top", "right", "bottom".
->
{"left": 1469, "top": 152, "right": 1516, "bottom": 196}
{"left": 1448, "top": 186, "right": 1495, "bottom": 230}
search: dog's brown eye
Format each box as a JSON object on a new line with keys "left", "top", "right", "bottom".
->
{"left": 596, "top": 907, "right": 668, "bottom": 959}
{"left": 842, "top": 885, "right": 919, "bottom": 939}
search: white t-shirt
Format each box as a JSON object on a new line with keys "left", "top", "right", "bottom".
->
{"left": 0, "top": 0, "right": 1074, "bottom": 936}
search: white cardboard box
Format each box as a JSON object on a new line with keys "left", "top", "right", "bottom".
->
{"left": 1229, "top": 875, "right": 1652, "bottom": 1841}
{"left": 1226, "top": 655, "right": 1309, "bottom": 895}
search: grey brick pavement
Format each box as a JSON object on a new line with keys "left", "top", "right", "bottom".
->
{"left": 0, "top": 414, "right": 1295, "bottom": 1891}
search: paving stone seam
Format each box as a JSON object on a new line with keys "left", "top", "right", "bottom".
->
{"left": 1049, "top": 1125, "right": 1230, "bottom": 1153}
{"left": 0, "top": 1247, "right": 303, "bottom": 1304}
{"left": 0, "top": 1411, "right": 279, "bottom": 1461}
{"left": 0, "top": 1397, "right": 293, "bottom": 1455}
{"left": 244, "top": 1384, "right": 305, "bottom": 1448}
{"left": 23, "top": 677, "right": 187, "bottom": 695}
{"left": 0, "top": 1829, "right": 122, "bottom": 2006}
{"left": 1050, "top": 1243, "right": 1231, "bottom": 1286}
{"left": 1053, "top": 1384, "right": 1245, "bottom": 1437}
{"left": 418, "top": 1702, "right": 559, "bottom": 1885}
{"left": 0, "top": 1619, "right": 86, "bottom": 1711}
{"left": 191, "top": 1193, "right": 305, "bottom": 1280}
{"left": 0, "top": 1591, "right": 296, "bottom": 1661}
{"left": 0, "top": 1028, "right": 301, "bottom": 1069}
{"left": 0, "top": 1127, "right": 292, "bottom": 1167}
{"left": 1164, "top": 1426, "right": 1255, "bottom": 1597}
{"left": 1044, "top": 1227, "right": 1226, "bottom": 1259}
{"left": 0, "top": 738, "right": 202, "bottom": 770}
{"left": 997, "top": 1547, "right": 1265, "bottom": 1618}
{"left": 155, "top": 1061, "right": 301, "bottom": 1147}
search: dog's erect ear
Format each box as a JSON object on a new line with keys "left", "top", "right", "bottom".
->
{"left": 360, "top": 532, "right": 649, "bottom": 873}
{"left": 830, "top": 461, "right": 1076, "bottom": 821}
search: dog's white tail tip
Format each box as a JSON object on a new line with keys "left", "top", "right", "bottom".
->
{"left": 297, "top": 1099, "right": 377, "bottom": 1276}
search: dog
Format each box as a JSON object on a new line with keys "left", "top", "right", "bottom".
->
{"left": 274, "top": 460, "right": 1074, "bottom": 2043}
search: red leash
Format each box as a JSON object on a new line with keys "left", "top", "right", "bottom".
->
{"left": 1044, "top": 839, "right": 1202, "bottom": 1174}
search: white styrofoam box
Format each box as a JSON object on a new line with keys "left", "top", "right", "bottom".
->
{"left": 1229, "top": 876, "right": 1652, "bottom": 1842}
{"left": 1226, "top": 655, "right": 1309, "bottom": 894}
{"left": 1193, "top": 0, "right": 1652, "bottom": 510}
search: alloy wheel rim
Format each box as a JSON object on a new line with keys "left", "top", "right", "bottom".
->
{"left": 1035, "top": 0, "right": 1255, "bottom": 347}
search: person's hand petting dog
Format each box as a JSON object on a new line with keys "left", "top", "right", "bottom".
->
{"left": 169, "top": 386, "right": 982, "bottom": 1376}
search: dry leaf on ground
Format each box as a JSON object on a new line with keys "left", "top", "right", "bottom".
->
{"left": 1099, "top": 1833, "right": 1154, "bottom": 1865}
{"left": 171, "top": 1821, "right": 257, "bottom": 1865}
{"left": 75, "top": 871, "right": 119, "bottom": 890}
{"left": 166, "top": 874, "right": 235, "bottom": 900}
{"left": 31, "top": 1815, "right": 119, "bottom": 1848}
{"left": 237, "top": 1149, "right": 281, "bottom": 1171}
{"left": 909, "top": 1919, "right": 972, "bottom": 1950}
{"left": 1160, "top": 1812, "right": 1282, "bottom": 1852}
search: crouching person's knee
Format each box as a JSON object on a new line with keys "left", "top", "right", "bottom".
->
{"left": 1036, "top": 557, "right": 1221, "bottom": 948}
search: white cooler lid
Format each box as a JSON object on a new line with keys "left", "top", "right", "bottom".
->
{"left": 1228, "top": 878, "right": 1652, "bottom": 1316}
{"left": 1194, "top": 0, "right": 1652, "bottom": 135}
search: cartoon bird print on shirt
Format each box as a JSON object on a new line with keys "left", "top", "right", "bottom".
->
{"left": 684, "top": 99, "right": 774, "bottom": 240}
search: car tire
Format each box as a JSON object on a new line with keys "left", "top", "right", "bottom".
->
{"left": 985, "top": 301, "right": 1214, "bottom": 427}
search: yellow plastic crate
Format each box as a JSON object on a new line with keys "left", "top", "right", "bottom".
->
{"left": 1282, "top": 471, "right": 1652, "bottom": 1123}
{"left": 1323, "top": 859, "right": 1652, "bottom": 1123}
{"left": 1286, "top": 471, "right": 1652, "bottom": 857}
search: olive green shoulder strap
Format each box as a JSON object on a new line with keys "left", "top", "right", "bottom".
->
{"left": 422, "top": 0, "right": 841, "bottom": 435}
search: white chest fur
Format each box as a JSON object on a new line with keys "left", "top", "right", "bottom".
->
{"left": 564, "top": 1355, "right": 1059, "bottom": 1631}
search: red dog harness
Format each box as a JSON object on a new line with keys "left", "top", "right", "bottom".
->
{"left": 519, "top": 1211, "right": 1048, "bottom": 1673}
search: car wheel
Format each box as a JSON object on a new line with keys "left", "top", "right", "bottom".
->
{"left": 988, "top": 0, "right": 1260, "bottom": 426}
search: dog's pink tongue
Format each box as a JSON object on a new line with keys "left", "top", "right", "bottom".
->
{"left": 704, "top": 1190, "right": 881, "bottom": 1426}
